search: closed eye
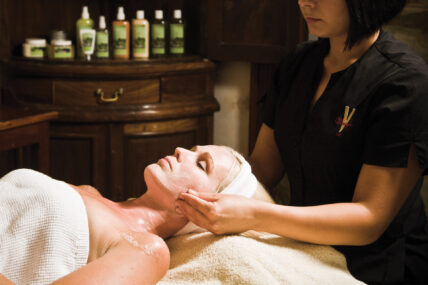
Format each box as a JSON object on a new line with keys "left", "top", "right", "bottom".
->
{"left": 197, "top": 161, "right": 207, "bottom": 172}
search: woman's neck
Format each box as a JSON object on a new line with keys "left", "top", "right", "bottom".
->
{"left": 326, "top": 30, "right": 380, "bottom": 73}
{"left": 115, "top": 193, "right": 188, "bottom": 239}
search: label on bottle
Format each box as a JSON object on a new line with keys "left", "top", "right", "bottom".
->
{"left": 151, "top": 24, "right": 165, "bottom": 55}
{"left": 81, "top": 30, "right": 94, "bottom": 53}
{"left": 30, "top": 46, "right": 45, "bottom": 57}
{"left": 169, "top": 24, "right": 184, "bottom": 55}
{"left": 113, "top": 25, "right": 127, "bottom": 55}
{"left": 133, "top": 24, "right": 147, "bottom": 55}
{"left": 77, "top": 22, "right": 93, "bottom": 58}
{"left": 53, "top": 46, "right": 72, "bottom": 58}
{"left": 96, "top": 31, "right": 109, "bottom": 58}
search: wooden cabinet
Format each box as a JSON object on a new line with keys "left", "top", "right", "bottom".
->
{"left": 205, "top": 0, "right": 307, "bottom": 63}
{"left": 2, "top": 57, "right": 218, "bottom": 200}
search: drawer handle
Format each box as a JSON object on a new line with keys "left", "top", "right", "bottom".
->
{"left": 96, "top": 88, "right": 123, "bottom": 103}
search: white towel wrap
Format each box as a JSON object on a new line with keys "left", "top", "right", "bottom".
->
{"left": 0, "top": 169, "right": 89, "bottom": 285}
{"left": 175, "top": 150, "right": 257, "bottom": 235}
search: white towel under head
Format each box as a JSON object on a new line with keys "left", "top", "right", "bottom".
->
{"left": 175, "top": 150, "right": 257, "bottom": 235}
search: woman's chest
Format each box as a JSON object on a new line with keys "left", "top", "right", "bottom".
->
{"left": 78, "top": 193, "right": 127, "bottom": 262}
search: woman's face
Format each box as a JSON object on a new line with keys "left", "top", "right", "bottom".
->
{"left": 298, "top": 0, "right": 350, "bottom": 40}
{"left": 144, "top": 145, "right": 235, "bottom": 208}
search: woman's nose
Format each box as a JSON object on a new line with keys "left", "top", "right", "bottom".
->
{"left": 174, "top": 147, "right": 188, "bottom": 162}
{"left": 298, "top": 0, "right": 315, "bottom": 8}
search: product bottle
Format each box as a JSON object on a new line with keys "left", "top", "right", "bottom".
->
{"left": 169, "top": 9, "right": 185, "bottom": 57}
{"left": 112, "top": 7, "right": 130, "bottom": 59}
{"left": 132, "top": 10, "right": 150, "bottom": 59}
{"left": 96, "top": 16, "right": 110, "bottom": 59}
{"left": 151, "top": 10, "right": 167, "bottom": 58}
{"left": 76, "top": 6, "right": 94, "bottom": 59}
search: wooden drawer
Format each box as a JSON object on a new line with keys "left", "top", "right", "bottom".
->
{"left": 53, "top": 79, "right": 160, "bottom": 106}
{"left": 7, "top": 78, "right": 53, "bottom": 104}
{"left": 161, "top": 73, "right": 208, "bottom": 102}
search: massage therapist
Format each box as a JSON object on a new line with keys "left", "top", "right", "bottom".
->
{"left": 175, "top": 0, "right": 428, "bottom": 284}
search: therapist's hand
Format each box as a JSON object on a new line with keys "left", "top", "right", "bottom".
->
{"left": 175, "top": 189, "right": 258, "bottom": 235}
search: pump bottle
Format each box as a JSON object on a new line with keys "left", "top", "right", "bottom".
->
{"left": 132, "top": 10, "right": 150, "bottom": 59}
{"left": 151, "top": 10, "right": 166, "bottom": 58}
{"left": 113, "top": 7, "right": 130, "bottom": 59}
{"left": 76, "top": 6, "right": 94, "bottom": 59}
{"left": 96, "top": 16, "right": 109, "bottom": 59}
{"left": 169, "top": 9, "right": 185, "bottom": 57}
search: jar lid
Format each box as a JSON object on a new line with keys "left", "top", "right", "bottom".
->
{"left": 25, "top": 38, "right": 47, "bottom": 45}
{"left": 51, "top": 39, "right": 72, "bottom": 46}
{"left": 50, "top": 30, "right": 67, "bottom": 41}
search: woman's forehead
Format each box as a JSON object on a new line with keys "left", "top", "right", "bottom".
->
{"left": 191, "top": 145, "right": 234, "bottom": 160}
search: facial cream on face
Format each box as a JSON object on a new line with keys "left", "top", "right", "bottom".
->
{"left": 80, "top": 29, "right": 96, "bottom": 60}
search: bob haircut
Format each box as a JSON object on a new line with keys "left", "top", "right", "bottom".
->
{"left": 345, "top": 0, "right": 407, "bottom": 49}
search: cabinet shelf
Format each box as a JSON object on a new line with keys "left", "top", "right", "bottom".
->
{"left": 4, "top": 56, "right": 215, "bottom": 78}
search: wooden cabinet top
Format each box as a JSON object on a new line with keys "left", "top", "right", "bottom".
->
{"left": 2, "top": 56, "right": 216, "bottom": 79}
{"left": 2, "top": 56, "right": 219, "bottom": 123}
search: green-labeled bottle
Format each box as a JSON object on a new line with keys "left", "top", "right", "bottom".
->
{"left": 76, "top": 6, "right": 94, "bottom": 59}
{"left": 132, "top": 10, "right": 150, "bottom": 59}
{"left": 96, "top": 16, "right": 109, "bottom": 59}
{"left": 151, "top": 10, "right": 166, "bottom": 58}
{"left": 112, "top": 6, "right": 130, "bottom": 59}
{"left": 169, "top": 9, "right": 185, "bottom": 56}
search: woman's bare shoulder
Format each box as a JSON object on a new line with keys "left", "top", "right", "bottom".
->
{"left": 52, "top": 231, "right": 170, "bottom": 284}
{"left": 68, "top": 184, "right": 102, "bottom": 197}
{"left": 112, "top": 231, "right": 170, "bottom": 282}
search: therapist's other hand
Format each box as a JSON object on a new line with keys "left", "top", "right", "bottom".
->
{"left": 175, "top": 189, "right": 257, "bottom": 235}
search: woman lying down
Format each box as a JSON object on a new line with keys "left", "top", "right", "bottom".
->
{"left": 0, "top": 145, "right": 262, "bottom": 284}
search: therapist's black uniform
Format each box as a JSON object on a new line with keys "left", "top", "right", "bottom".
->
{"left": 262, "top": 30, "right": 428, "bottom": 284}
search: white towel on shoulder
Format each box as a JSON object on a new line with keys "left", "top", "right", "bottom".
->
{"left": 0, "top": 169, "right": 89, "bottom": 285}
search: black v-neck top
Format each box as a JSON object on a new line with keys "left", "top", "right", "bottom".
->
{"left": 262, "top": 31, "right": 428, "bottom": 284}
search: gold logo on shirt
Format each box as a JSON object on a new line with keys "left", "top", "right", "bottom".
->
{"left": 335, "top": 106, "right": 356, "bottom": 136}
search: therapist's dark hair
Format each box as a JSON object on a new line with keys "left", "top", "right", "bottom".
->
{"left": 345, "top": 0, "right": 407, "bottom": 49}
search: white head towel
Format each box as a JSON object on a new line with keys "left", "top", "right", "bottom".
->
{"left": 175, "top": 150, "right": 257, "bottom": 235}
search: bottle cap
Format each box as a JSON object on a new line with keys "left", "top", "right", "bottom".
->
{"left": 81, "top": 6, "right": 90, "bottom": 19}
{"left": 99, "top": 15, "right": 106, "bottom": 29}
{"left": 155, "top": 10, "right": 163, "bottom": 20}
{"left": 136, "top": 10, "right": 145, "bottom": 19}
{"left": 26, "top": 38, "right": 47, "bottom": 46}
{"left": 117, "top": 6, "right": 125, "bottom": 20}
{"left": 174, "top": 9, "right": 182, "bottom": 19}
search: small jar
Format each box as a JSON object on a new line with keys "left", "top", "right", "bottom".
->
{"left": 49, "top": 39, "right": 74, "bottom": 59}
{"left": 22, "top": 38, "right": 47, "bottom": 58}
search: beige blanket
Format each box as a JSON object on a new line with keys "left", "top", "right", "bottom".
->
{"left": 159, "top": 231, "right": 365, "bottom": 285}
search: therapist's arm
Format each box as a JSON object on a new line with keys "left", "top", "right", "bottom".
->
{"left": 249, "top": 145, "right": 422, "bottom": 245}
{"left": 248, "top": 123, "right": 285, "bottom": 189}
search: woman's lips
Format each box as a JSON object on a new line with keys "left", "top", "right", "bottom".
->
{"left": 164, "top": 157, "right": 173, "bottom": 170}
{"left": 159, "top": 158, "right": 172, "bottom": 170}
{"left": 305, "top": 17, "right": 321, "bottom": 24}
